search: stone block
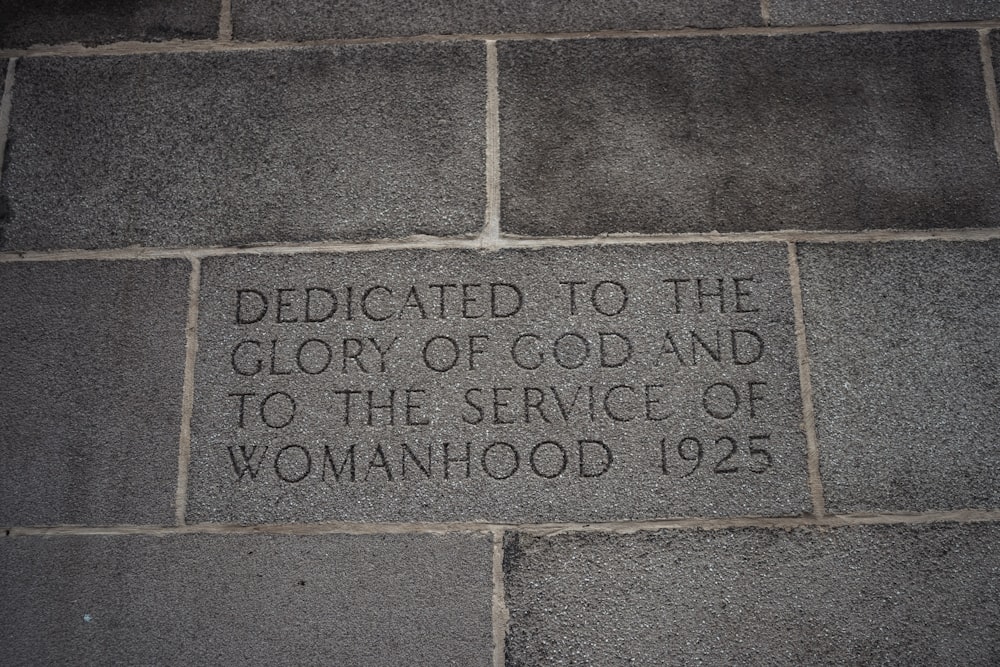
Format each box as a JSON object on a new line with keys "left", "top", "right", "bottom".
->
{"left": 504, "top": 524, "right": 1000, "bottom": 665}
{"left": 798, "top": 241, "right": 1000, "bottom": 512}
{"left": 770, "top": 0, "right": 999, "bottom": 26}
{"left": 0, "top": 260, "right": 189, "bottom": 525}
{"left": 0, "top": 0, "right": 219, "bottom": 49}
{"left": 0, "top": 42, "right": 485, "bottom": 250}
{"left": 232, "top": 0, "right": 760, "bottom": 41}
{"left": 498, "top": 31, "right": 1000, "bottom": 235}
{"left": 0, "top": 532, "right": 492, "bottom": 665}
{"left": 187, "top": 244, "right": 809, "bottom": 523}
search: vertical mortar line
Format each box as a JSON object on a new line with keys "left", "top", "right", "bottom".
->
{"left": 978, "top": 30, "right": 1000, "bottom": 166}
{"left": 482, "top": 40, "right": 501, "bottom": 248}
{"left": 786, "top": 242, "right": 826, "bottom": 517}
{"left": 175, "top": 255, "right": 202, "bottom": 525}
{"left": 218, "top": 0, "right": 234, "bottom": 41}
{"left": 491, "top": 528, "right": 509, "bottom": 667}
{"left": 0, "top": 58, "right": 17, "bottom": 175}
{"left": 760, "top": 0, "right": 772, "bottom": 26}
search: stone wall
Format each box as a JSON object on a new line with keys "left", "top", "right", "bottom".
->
{"left": 1, "top": 2, "right": 998, "bottom": 664}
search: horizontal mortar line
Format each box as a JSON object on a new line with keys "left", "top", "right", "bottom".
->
{"left": 0, "top": 236, "right": 482, "bottom": 263}
{"left": 5, "top": 509, "right": 1000, "bottom": 538}
{"left": 498, "top": 227, "right": 1000, "bottom": 247}
{"left": 509, "top": 509, "right": 1000, "bottom": 535}
{"left": 3, "top": 227, "right": 1000, "bottom": 263}
{"left": 2, "top": 19, "right": 1000, "bottom": 58}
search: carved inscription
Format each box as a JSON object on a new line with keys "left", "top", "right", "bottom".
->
{"left": 221, "top": 276, "right": 775, "bottom": 483}
{"left": 190, "top": 248, "right": 807, "bottom": 521}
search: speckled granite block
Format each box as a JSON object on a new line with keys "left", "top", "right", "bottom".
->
{"left": 770, "top": 0, "right": 999, "bottom": 26}
{"left": 0, "top": 0, "right": 219, "bottom": 49}
{"left": 798, "top": 241, "right": 1000, "bottom": 512}
{"left": 232, "top": 0, "right": 761, "bottom": 40}
{"left": 499, "top": 31, "right": 1000, "bottom": 235}
{"left": 0, "top": 532, "right": 492, "bottom": 666}
{"left": 0, "top": 42, "right": 485, "bottom": 250}
{"left": 0, "top": 260, "right": 188, "bottom": 525}
{"left": 504, "top": 524, "right": 1000, "bottom": 665}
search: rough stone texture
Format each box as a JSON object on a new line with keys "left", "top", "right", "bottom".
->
{"left": 993, "top": 30, "right": 1000, "bottom": 87}
{"left": 0, "top": 532, "right": 492, "bottom": 666}
{"left": 504, "top": 524, "right": 1000, "bottom": 665}
{"left": 770, "top": 0, "right": 999, "bottom": 25}
{"left": 0, "top": 43, "right": 484, "bottom": 251}
{"left": 188, "top": 245, "right": 809, "bottom": 523}
{"left": 0, "top": 260, "right": 188, "bottom": 525}
{"left": 798, "top": 242, "right": 1000, "bottom": 512}
{"left": 232, "top": 0, "right": 760, "bottom": 41}
{"left": 0, "top": 0, "right": 219, "bottom": 49}
{"left": 499, "top": 31, "right": 1000, "bottom": 236}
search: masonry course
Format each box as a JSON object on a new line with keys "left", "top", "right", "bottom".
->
{"left": 504, "top": 523, "right": 1000, "bottom": 666}
{"left": 0, "top": 260, "right": 188, "bottom": 525}
{"left": 0, "top": 532, "right": 493, "bottom": 666}
{"left": 498, "top": 30, "right": 1000, "bottom": 236}
{"left": 0, "top": 42, "right": 485, "bottom": 251}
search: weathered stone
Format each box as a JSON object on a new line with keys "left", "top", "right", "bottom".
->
{"left": 504, "top": 524, "right": 1000, "bottom": 665}
{"left": 770, "top": 0, "right": 999, "bottom": 26}
{"left": 499, "top": 31, "right": 1000, "bottom": 235}
{"left": 0, "top": 260, "right": 189, "bottom": 525}
{"left": 187, "top": 244, "right": 809, "bottom": 523}
{"left": 0, "top": 42, "right": 485, "bottom": 250}
{"left": 798, "top": 241, "right": 1000, "bottom": 512}
{"left": 0, "top": 532, "right": 492, "bottom": 665}
{"left": 232, "top": 0, "right": 760, "bottom": 41}
{"left": 0, "top": 0, "right": 219, "bottom": 49}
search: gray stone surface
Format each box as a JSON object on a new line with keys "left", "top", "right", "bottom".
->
{"left": 232, "top": 0, "right": 760, "bottom": 41}
{"left": 770, "top": 0, "right": 999, "bottom": 25}
{"left": 188, "top": 245, "right": 808, "bottom": 523}
{"left": 0, "top": 43, "right": 484, "bottom": 251}
{"left": 0, "top": 0, "right": 219, "bottom": 49}
{"left": 0, "top": 532, "right": 492, "bottom": 666}
{"left": 798, "top": 242, "right": 1000, "bottom": 512}
{"left": 0, "top": 260, "right": 189, "bottom": 525}
{"left": 499, "top": 31, "right": 1000, "bottom": 236}
{"left": 504, "top": 523, "right": 1000, "bottom": 665}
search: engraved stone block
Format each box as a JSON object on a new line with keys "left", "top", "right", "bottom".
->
{"left": 188, "top": 245, "right": 809, "bottom": 523}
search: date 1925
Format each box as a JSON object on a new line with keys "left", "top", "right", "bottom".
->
{"left": 660, "top": 434, "right": 773, "bottom": 477}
